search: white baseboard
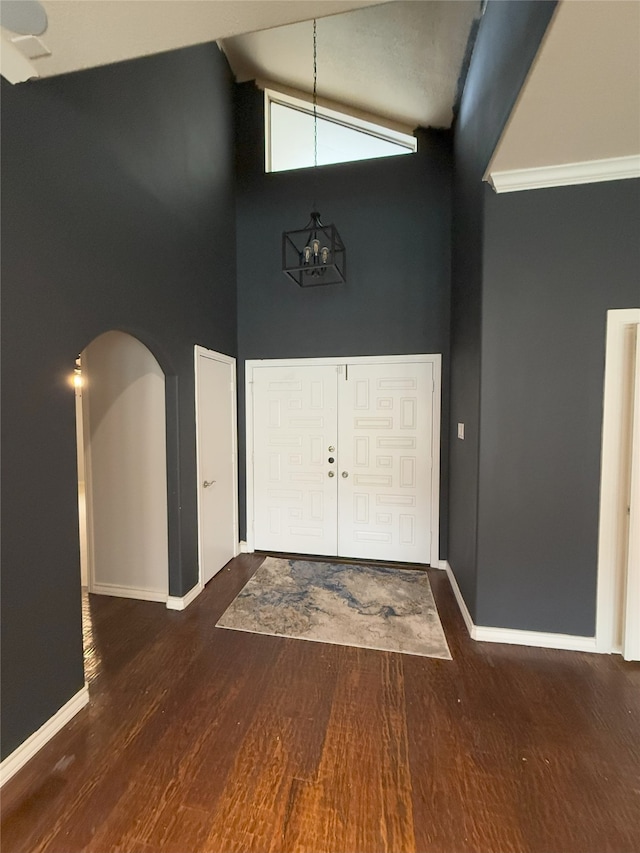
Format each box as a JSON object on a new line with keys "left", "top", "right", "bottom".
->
{"left": 166, "top": 582, "right": 203, "bottom": 611}
{"left": 90, "top": 583, "right": 167, "bottom": 603}
{"left": 239, "top": 540, "right": 249, "bottom": 553}
{"left": 443, "top": 561, "right": 599, "bottom": 653}
{"left": 435, "top": 559, "right": 448, "bottom": 571}
{"left": 443, "top": 561, "right": 476, "bottom": 636}
{"left": 0, "top": 685, "right": 89, "bottom": 787}
{"left": 473, "top": 624, "right": 598, "bottom": 652}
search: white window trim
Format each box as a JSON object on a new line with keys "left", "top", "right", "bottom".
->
{"left": 264, "top": 87, "right": 417, "bottom": 174}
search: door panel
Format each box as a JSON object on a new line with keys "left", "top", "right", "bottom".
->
{"left": 196, "top": 351, "right": 237, "bottom": 584}
{"left": 253, "top": 365, "right": 338, "bottom": 555}
{"left": 337, "top": 362, "right": 433, "bottom": 563}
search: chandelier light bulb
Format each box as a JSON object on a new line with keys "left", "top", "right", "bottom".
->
{"left": 312, "top": 238, "right": 320, "bottom": 257}
{"left": 321, "top": 246, "right": 329, "bottom": 264}
{"left": 303, "top": 245, "right": 312, "bottom": 264}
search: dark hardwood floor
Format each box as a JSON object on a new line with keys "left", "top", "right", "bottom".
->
{"left": 2, "top": 555, "right": 640, "bottom": 853}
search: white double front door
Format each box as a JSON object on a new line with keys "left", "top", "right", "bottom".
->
{"left": 249, "top": 357, "right": 438, "bottom": 565}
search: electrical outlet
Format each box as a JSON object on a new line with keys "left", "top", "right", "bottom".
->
{"left": 457, "top": 423, "right": 465, "bottom": 440}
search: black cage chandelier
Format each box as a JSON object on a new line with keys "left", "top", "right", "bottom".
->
{"left": 282, "top": 20, "right": 346, "bottom": 287}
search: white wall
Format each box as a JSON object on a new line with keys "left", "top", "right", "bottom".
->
{"left": 82, "top": 331, "right": 168, "bottom": 599}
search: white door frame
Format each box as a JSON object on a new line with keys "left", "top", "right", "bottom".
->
{"left": 596, "top": 309, "right": 640, "bottom": 653}
{"left": 194, "top": 345, "right": 239, "bottom": 591}
{"left": 624, "top": 327, "right": 640, "bottom": 660}
{"left": 245, "top": 354, "right": 442, "bottom": 566}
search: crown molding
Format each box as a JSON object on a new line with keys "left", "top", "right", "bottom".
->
{"left": 486, "top": 155, "right": 640, "bottom": 194}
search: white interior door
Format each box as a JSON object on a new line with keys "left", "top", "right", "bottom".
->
{"left": 252, "top": 365, "right": 338, "bottom": 555}
{"left": 337, "top": 361, "right": 433, "bottom": 563}
{"left": 195, "top": 347, "right": 238, "bottom": 585}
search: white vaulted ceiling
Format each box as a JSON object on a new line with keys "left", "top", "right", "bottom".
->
{"left": 0, "top": 0, "right": 387, "bottom": 80}
{"left": 221, "top": 1, "right": 481, "bottom": 130}
{"left": 1, "top": 1, "right": 481, "bottom": 134}
{"left": 487, "top": 0, "right": 640, "bottom": 190}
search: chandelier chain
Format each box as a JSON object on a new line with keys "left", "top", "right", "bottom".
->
{"left": 313, "top": 18, "right": 318, "bottom": 172}
{"left": 282, "top": 18, "right": 345, "bottom": 285}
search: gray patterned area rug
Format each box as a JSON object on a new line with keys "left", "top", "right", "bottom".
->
{"left": 216, "top": 557, "right": 452, "bottom": 659}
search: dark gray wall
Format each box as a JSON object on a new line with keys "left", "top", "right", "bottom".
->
{"left": 477, "top": 179, "right": 640, "bottom": 634}
{"left": 449, "top": 0, "right": 557, "bottom": 616}
{"left": 235, "top": 83, "right": 453, "bottom": 552}
{"left": 449, "top": 152, "right": 484, "bottom": 614}
{"left": 450, "top": 0, "right": 640, "bottom": 637}
{"left": 1, "top": 43, "right": 236, "bottom": 759}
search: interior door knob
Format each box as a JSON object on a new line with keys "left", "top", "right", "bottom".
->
{"left": 328, "top": 471, "right": 335, "bottom": 478}
{"left": 341, "top": 471, "right": 349, "bottom": 478}
{"left": 203, "top": 480, "right": 216, "bottom": 488}
{"left": 328, "top": 445, "right": 335, "bottom": 452}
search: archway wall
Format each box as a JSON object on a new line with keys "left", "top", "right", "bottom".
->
{"left": 0, "top": 43, "right": 237, "bottom": 760}
{"left": 82, "top": 331, "right": 169, "bottom": 598}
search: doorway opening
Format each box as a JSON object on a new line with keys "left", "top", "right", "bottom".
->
{"left": 75, "top": 331, "right": 169, "bottom": 604}
{"left": 596, "top": 308, "right": 640, "bottom": 659}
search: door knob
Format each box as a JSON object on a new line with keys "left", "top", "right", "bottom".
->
{"left": 341, "top": 471, "right": 349, "bottom": 478}
{"left": 328, "top": 471, "right": 335, "bottom": 478}
{"left": 203, "top": 480, "right": 216, "bottom": 488}
{"left": 328, "top": 445, "right": 335, "bottom": 452}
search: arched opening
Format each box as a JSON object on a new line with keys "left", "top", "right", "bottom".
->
{"left": 76, "top": 330, "right": 169, "bottom": 601}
